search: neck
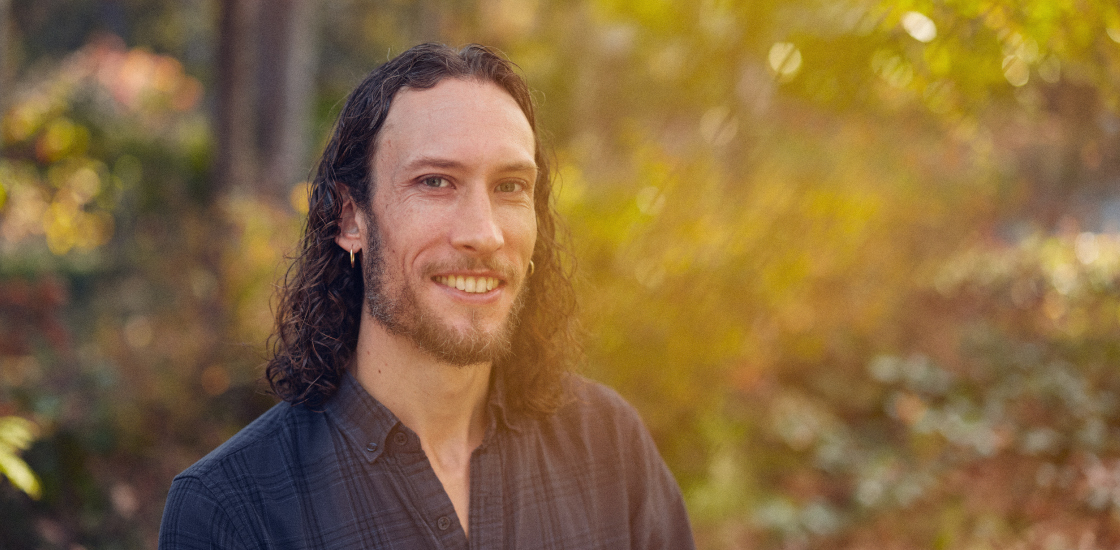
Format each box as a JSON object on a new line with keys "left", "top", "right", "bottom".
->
{"left": 351, "top": 312, "right": 491, "bottom": 454}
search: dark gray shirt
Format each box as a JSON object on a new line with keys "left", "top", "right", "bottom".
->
{"left": 158, "top": 373, "right": 695, "bottom": 549}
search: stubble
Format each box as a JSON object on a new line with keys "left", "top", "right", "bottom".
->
{"left": 361, "top": 211, "right": 527, "bottom": 366}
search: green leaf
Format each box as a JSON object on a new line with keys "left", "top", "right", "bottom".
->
{"left": 0, "top": 416, "right": 42, "bottom": 500}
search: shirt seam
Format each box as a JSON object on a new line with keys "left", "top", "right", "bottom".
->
{"left": 179, "top": 473, "right": 256, "bottom": 549}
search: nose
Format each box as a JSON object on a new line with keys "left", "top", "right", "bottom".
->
{"left": 450, "top": 187, "right": 504, "bottom": 255}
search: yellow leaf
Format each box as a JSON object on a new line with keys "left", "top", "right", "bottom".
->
{"left": 0, "top": 417, "right": 42, "bottom": 500}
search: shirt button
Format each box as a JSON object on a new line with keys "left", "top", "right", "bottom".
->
{"left": 365, "top": 442, "right": 378, "bottom": 452}
{"left": 394, "top": 432, "right": 408, "bottom": 446}
{"left": 437, "top": 516, "right": 451, "bottom": 531}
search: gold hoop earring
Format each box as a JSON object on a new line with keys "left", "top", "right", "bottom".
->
{"left": 350, "top": 246, "right": 356, "bottom": 268}
{"left": 528, "top": 260, "right": 535, "bottom": 277}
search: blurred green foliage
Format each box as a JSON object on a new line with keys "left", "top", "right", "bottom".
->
{"left": 2, "top": 0, "right": 1120, "bottom": 548}
{"left": 0, "top": 415, "right": 40, "bottom": 499}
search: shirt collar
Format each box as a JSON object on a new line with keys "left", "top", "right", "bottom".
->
{"left": 325, "top": 370, "right": 523, "bottom": 462}
{"left": 324, "top": 373, "right": 400, "bottom": 463}
{"left": 486, "top": 371, "right": 523, "bottom": 435}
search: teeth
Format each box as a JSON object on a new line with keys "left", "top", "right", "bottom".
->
{"left": 436, "top": 275, "right": 499, "bottom": 294}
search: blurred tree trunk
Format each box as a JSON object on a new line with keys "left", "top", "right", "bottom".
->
{"left": 216, "top": 0, "right": 317, "bottom": 200}
{"left": 215, "top": 0, "right": 260, "bottom": 195}
{"left": 202, "top": 0, "right": 259, "bottom": 391}
{"left": 257, "top": 0, "right": 317, "bottom": 199}
{"left": 207, "top": 0, "right": 318, "bottom": 381}
{"left": 0, "top": 0, "right": 10, "bottom": 149}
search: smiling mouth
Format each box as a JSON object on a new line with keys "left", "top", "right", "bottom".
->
{"left": 434, "top": 275, "right": 501, "bottom": 294}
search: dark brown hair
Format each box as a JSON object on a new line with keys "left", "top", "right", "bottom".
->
{"left": 265, "top": 43, "right": 578, "bottom": 413}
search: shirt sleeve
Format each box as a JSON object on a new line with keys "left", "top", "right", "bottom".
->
{"left": 625, "top": 409, "right": 697, "bottom": 550}
{"left": 576, "top": 379, "right": 696, "bottom": 550}
{"left": 159, "top": 474, "right": 251, "bottom": 550}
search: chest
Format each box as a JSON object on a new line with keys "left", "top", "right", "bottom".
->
{"left": 271, "top": 428, "right": 634, "bottom": 550}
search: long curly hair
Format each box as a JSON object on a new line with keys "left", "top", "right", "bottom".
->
{"left": 265, "top": 43, "right": 578, "bottom": 414}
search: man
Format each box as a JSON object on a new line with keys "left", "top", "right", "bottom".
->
{"left": 159, "top": 43, "right": 694, "bottom": 549}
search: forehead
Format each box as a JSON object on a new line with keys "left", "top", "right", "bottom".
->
{"left": 374, "top": 78, "right": 536, "bottom": 172}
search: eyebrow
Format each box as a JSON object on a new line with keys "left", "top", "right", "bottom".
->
{"left": 403, "top": 156, "right": 538, "bottom": 175}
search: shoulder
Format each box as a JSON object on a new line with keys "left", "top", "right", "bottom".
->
{"left": 524, "top": 376, "right": 697, "bottom": 549}
{"left": 550, "top": 375, "right": 649, "bottom": 439}
{"left": 160, "top": 404, "right": 295, "bottom": 549}
{"left": 562, "top": 374, "right": 634, "bottom": 412}
{"left": 177, "top": 402, "right": 325, "bottom": 482}
{"left": 160, "top": 403, "right": 334, "bottom": 547}
{"left": 518, "top": 375, "right": 657, "bottom": 463}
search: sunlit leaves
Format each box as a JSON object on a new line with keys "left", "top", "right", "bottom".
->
{"left": 0, "top": 416, "right": 41, "bottom": 500}
{"left": 539, "top": 2, "right": 1120, "bottom": 547}
{"left": 0, "top": 159, "right": 113, "bottom": 255}
{"left": 698, "top": 105, "right": 739, "bottom": 146}
{"left": 0, "top": 34, "right": 266, "bottom": 545}
{"left": 749, "top": 232, "right": 1120, "bottom": 546}
{"left": 1, "top": 39, "right": 206, "bottom": 257}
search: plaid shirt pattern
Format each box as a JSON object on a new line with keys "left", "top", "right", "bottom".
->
{"left": 158, "top": 373, "right": 695, "bottom": 549}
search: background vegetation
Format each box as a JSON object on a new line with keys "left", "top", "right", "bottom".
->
{"left": 2, "top": 0, "right": 1120, "bottom": 548}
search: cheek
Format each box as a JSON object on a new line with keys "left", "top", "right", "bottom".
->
{"left": 521, "top": 220, "right": 539, "bottom": 262}
{"left": 373, "top": 199, "right": 432, "bottom": 261}
{"left": 506, "top": 208, "right": 537, "bottom": 251}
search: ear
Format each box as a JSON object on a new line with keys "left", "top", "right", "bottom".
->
{"left": 334, "top": 186, "right": 367, "bottom": 255}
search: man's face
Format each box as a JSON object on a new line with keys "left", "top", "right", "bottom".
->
{"left": 361, "top": 78, "right": 538, "bottom": 366}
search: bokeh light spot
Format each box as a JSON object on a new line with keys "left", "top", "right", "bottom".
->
{"left": 634, "top": 259, "right": 666, "bottom": 289}
{"left": 201, "top": 365, "right": 231, "bottom": 396}
{"left": 36, "top": 118, "right": 77, "bottom": 163}
{"left": 110, "top": 484, "right": 139, "bottom": 518}
{"left": 768, "top": 42, "right": 802, "bottom": 81}
{"left": 901, "top": 12, "right": 936, "bottom": 43}
{"left": 190, "top": 269, "right": 218, "bottom": 300}
{"left": 124, "top": 315, "right": 154, "bottom": 349}
{"left": 699, "top": 106, "right": 739, "bottom": 146}
{"left": 1075, "top": 232, "right": 1100, "bottom": 265}
{"left": 648, "top": 43, "right": 686, "bottom": 82}
{"left": 1038, "top": 55, "right": 1061, "bottom": 83}
{"left": 636, "top": 186, "right": 666, "bottom": 216}
{"left": 67, "top": 166, "right": 101, "bottom": 205}
{"left": 5, "top": 100, "right": 47, "bottom": 144}
{"left": 172, "top": 78, "right": 204, "bottom": 112}
{"left": 1002, "top": 55, "right": 1029, "bottom": 87}
{"left": 872, "top": 51, "right": 914, "bottom": 88}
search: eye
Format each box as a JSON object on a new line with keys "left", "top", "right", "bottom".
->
{"left": 495, "top": 181, "right": 522, "bottom": 193}
{"left": 421, "top": 176, "right": 450, "bottom": 188}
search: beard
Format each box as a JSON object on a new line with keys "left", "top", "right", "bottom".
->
{"left": 360, "top": 219, "right": 527, "bottom": 367}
